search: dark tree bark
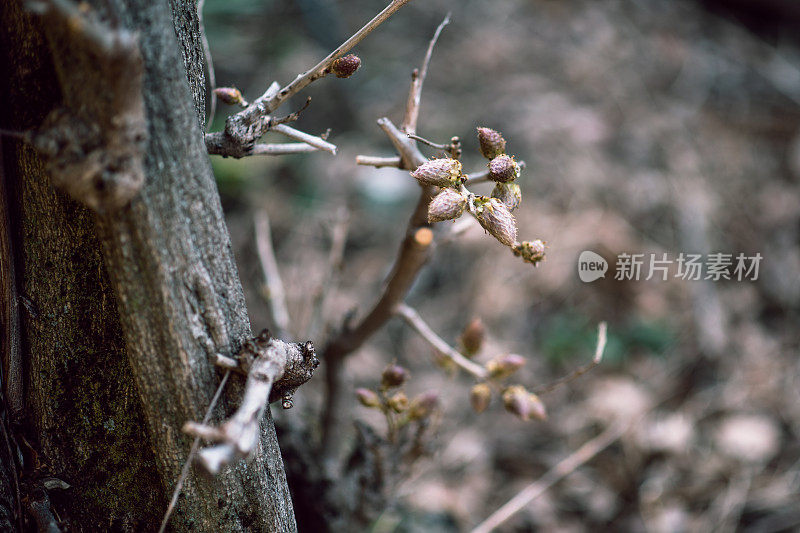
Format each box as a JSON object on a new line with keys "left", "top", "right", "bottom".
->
{"left": 0, "top": 0, "right": 297, "bottom": 530}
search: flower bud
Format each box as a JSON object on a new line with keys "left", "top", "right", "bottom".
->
{"left": 502, "top": 385, "right": 546, "bottom": 421}
{"left": 477, "top": 127, "right": 507, "bottom": 159}
{"left": 331, "top": 54, "right": 361, "bottom": 78}
{"left": 408, "top": 391, "right": 439, "bottom": 420}
{"left": 474, "top": 197, "right": 517, "bottom": 246}
{"left": 459, "top": 317, "right": 485, "bottom": 357}
{"left": 355, "top": 388, "right": 381, "bottom": 408}
{"left": 512, "top": 240, "right": 546, "bottom": 266}
{"left": 381, "top": 364, "right": 408, "bottom": 389}
{"left": 214, "top": 87, "right": 244, "bottom": 106}
{"left": 486, "top": 354, "right": 526, "bottom": 379}
{"left": 410, "top": 158, "right": 463, "bottom": 188}
{"left": 470, "top": 383, "right": 492, "bottom": 413}
{"left": 387, "top": 391, "right": 408, "bottom": 413}
{"left": 428, "top": 189, "right": 467, "bottom": 223}
{"left": 491, "top": 182, "right": 522, "bottom": 212}
{"left": 487, "top": 154, "right": 521, "bottom": 183}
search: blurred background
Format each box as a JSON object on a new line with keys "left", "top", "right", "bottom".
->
{"left": 204, "top": 0, "right": 800, "bottom": 530}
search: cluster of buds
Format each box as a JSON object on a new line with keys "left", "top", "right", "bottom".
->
{"left": 355, "top": 363, "right": 440, "bottom": 431}
{"left": 411, "top": 127, "right": 545, "bottom": 266}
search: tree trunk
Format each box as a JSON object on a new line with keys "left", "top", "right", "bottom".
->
{"left": 0, "top": 0, "right": 297, "bottom": 530}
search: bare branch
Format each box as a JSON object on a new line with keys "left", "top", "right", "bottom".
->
{"left": 395, "top": 303, "right": 488, "bottom": 380}
{"left": 255, "top": 211, "right": 291, "bottom": 340}
{"left": 271, "top": 124, "right": 337, "bottom": 155}
{"left": 470, "top": 418, "right": 630, "bottom": 533}
{"left": 183, "top": 332, "right": 319, "bottom": 474}
{"left": 377, "top": 117, "right": 427, "bottom": 170}
{"left": 402, "top": 13, "right": 450, "bottom": 135}
{"left": 356, "top": 155, "right": 402, "bottom": 168}
{"left": 267, "top": 0, "right": 416, "bottom": 114}
{"left": 159, "top": 370, "right": 231, "bottom": 533}
{"left": 250, "top": 143, "right": 322, "bottom": 156}
{"left": 533, "top": 322, "right": 607, "bottom": 396}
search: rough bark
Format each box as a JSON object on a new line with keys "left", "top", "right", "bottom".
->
{"left": 0, "top": 0, "right": 296, "bottom": 530}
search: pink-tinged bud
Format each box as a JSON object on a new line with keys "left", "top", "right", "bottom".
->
{"left": 428, "top": 189, "right": 467, "bottom": 223}
{"left": 470, "top": 383, "right": 492, "bottom": 413}
{"left": 491, "top": 182, "right": 522, "bottom": 212}
{"left": 474, "top": 197, "right": 517, "bottom": 246}
{"left": 487, "top": 155, "right": 520, "bottom": 183}
{"left": 408, "top": 391, "right": 439, "bottom": 420}
{"left": 459, "top": 317, "right": 485, "bottom": 357}
{"left": 477, "top": 127, "right": 507, "bottom": 159}
{"left": 387, "top": 391, "right": 409, "bottom": 413}
{"left": 331, "top": 54, "right": 361, "bottom": 78}
{"left": 502, "top": 386, "right": 546, "bottom": 421}
{"left": 214, "top": 87, "right": 244, "bottom": 106}
{"left": 486, "top": 354, "right": 526, "bottom": 379}
{"left": 355, "top": 388, "right": 381, "bottom": 408}
{"left": 381, "top": 364, "right": 408, "bottom": 389}
{"left": 410, "top": 158, "right": 463, "bottom": 188}
{"left": 512, "top": 240, "right": 546, "bottom": 266}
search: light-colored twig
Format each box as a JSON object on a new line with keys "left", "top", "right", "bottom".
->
{"left": 159, "top": 370, "right": 231, "bottom": 533}
{"left": 267, "top": 0, "right": 415, "bottom": 114}
{"left": 401, "top": 13, "right": 450, "bottom": 135}
{"left": 355, "top": 155, "right": 402, "bottom": 168}
{"left": 395, "top": 303, "right": 488, "bottom": 380}
{"left": 255, "top": 211, "right": 291, "bottom": 339}
{"left": 271, "top": 124, "right": 337, "bottom": 155}
{"left": 470, "top": 418, "right": 629, "bottom": 533}
{"left": 250, "top": 143, "right": 321, "bottom": 156}
{"left": 533, "top": 322, "right": 607, "bottom": 396}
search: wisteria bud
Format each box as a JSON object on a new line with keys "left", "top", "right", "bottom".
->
{"left": 486, "top": 354, "right": 526, "bottom": 379}
{"left": 487, "top": 154, "right": 521, "bottom": 183}
{"left": 355, "top": 388, "right": 381, "bottom": 409}
{"left": 459, "top": 317, "right": 485, "bottom": 357}
{"left": 331, "top": 54, "right": 361, "bottom": 78}
{"left": 502, "top": 386, "right": 546, "bottom": 421}
{"left": 477, "top": 127, "right": 507, "bottom": 159}
{"left": 408, "top": 391, "right": 439, "bottom": 421}
{"left": 381, "top": 364, "right": 408, "bottom": 389}
{"left": 474, "top": 197, "right": 518, "bottom": 247}
{"left": 214, "top": 87, "right": 244, "bottom": 106}
{"left": 387, "top": 391, "right": 409, "bottom": 413}
{"left": 512, "top": 240, "right": 546, "bottom": 266}
{"left": 470, "top": 383, "right": 492, "bottom": 413}
{"left": 428, "top": 189, "right": 467, "bottom": 223}
{"left": 491, "top": 182, "right": 522, "bottom": 212}
{"left": 410, "top": 158, "right": 463, "bottom": 188}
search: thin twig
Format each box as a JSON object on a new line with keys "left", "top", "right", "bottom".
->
{"left": 199, "top": 0, "right": 216, "bottom": 132}
{"left": 355, "top": 155, "right": 402, "bottom": 168}
{"left": 406, "top": 133, "right": 450, "bottom": 151}
{"left": 395, "top": 303, "right": 488, "bottom": 379}
{"left": 470, "top": 417, "right": 629, "bottom": 533}
{"left": 158, "top": 370, "right": 231, "bottom": 533}
{"left": 255, "top": 211, "right": 291, "bottom": 339}
{"left": 533, "top": 322, "right": 607, "bottom": 396}
{"left": 250, "top": 143, "right": 321, "bottom": 156}
{"left": 267, "top": 0, "right": 415, "bottom": 114}
{"left": 401, "top": 13, "right": 450, "bottom": 135}
{"left": 271, "top": 124, "right": 337, "bottom": 155}
{"left": 305, "top": 208, "right": 350, "bottom": 339}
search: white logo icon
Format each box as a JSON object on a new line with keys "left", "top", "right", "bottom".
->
{"left": 578, "top": 251, "right": 608, "bottom": 282}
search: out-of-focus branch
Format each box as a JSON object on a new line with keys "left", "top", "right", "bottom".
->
{"left": 356, "top": 155, "right": 401, "bottom": 168}
{"left": 395, "top": 303, "right": 488, "bottom": 380}
{"left": 533, "top": 322, "right": 607, "bottom": 395}
{"left": 471, "top": 418, "right": 630, "bottom": 533}
{"left": 401, "top": 13, "right": 450, "bottom": 135}
{"left": 255, "top": 211, "right": 291, "bottom": 340}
